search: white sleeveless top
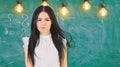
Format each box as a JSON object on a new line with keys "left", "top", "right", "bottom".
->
{"left": 22, "top": 34, "right": 67, "bottom": 67}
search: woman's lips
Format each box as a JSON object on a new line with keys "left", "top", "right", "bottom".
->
{"left": 41, "top": 27, "right": 46, "bottom": 29}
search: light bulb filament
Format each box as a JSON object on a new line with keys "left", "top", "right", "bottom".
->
{"left": 59, "top": 5, "right": 70, "bottom": 17}
{"left": 98, "top": 5, "right": 108, "bottom": 18}
{"left": 82, "top": 1, "right": 91, "bottom": 11}
{"left": 15, "top": 2, "right": 24, "bottom": 14}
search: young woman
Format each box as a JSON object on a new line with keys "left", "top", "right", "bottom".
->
{"left": 22, "top": 5, "right": 71, "bottom": 67}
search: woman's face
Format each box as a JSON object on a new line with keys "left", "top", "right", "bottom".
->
{"left": 36, "top": 11, "right": 52, "bottom": 35}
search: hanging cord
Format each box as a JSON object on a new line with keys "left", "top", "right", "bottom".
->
{"left": 101, "top": 0, "right": 105, "bottom": 7}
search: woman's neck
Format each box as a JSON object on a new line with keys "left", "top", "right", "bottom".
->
{"left": 40, "top": 33, "right": 51, "bottom": 39}
{"left": 40, "top": 31, "right": 51, "bottom": 35}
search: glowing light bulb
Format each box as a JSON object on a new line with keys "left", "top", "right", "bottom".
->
{"left": 15, "top": 3, "right": 24, "bottom": 14}
{"left": 41, "top": 0, "right": 49, "bottom": 6}
{"left": 98, "top": 6, "right": 108, "bottom": 17}
{"left": 82, "top": 1, "right": 91, "bottom": 11}
{"left": 59, "top": 4, "right": 69, "bottom": 17}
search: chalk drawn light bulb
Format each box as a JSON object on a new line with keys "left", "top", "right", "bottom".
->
{"left": 41, "top": 0, "right": 49, "bottom": 6}
{"left": 82, "top": 0, "right": 91, "bottom": 11}
{"left": 15, "top": 2, "right": 24, "bottom": 14}
{"left": 59, "top": 4, "right": 70, "bottom": 17}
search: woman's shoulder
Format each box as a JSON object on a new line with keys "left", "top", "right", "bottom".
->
{"left": 62, "top": 38, "right": 67, "bottom": 47}
{"left": 22, "top": 37, "right": 29, "bottom": 48}
{"left": 62, "top": 38, "right": 67, "bottom": 43}
{"left": 22, "top": 37, "right": 29, "bottom": 43}
{"left": 22, "top": 37, "right": 29, "bottom": 40}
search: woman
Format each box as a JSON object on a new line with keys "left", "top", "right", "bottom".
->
{"left": 22, "top": 5, "right": 71, "bottom": 67}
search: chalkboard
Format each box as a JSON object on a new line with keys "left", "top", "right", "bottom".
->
{"left": 0, "top": 0, "right": 120, "bottom": 67}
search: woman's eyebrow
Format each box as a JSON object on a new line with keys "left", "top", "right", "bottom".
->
{"left": 37, "top": 18, "right": 41, "bottom": 19}
{"left": 37, "top": 18, "right": 42, "bottom": 20}
{"left": 45, "top": 18, "right": 50, "bottom": 19}
{"left": 45, "top": 17, "right": 51, "bottom": 19}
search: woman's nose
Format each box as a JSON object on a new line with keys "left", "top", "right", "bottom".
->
{"left": 41, "top": 20, "right": 46, "bottom": 25}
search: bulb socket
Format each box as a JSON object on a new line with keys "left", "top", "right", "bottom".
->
{"left": 84, "top": 0, "right": 88, "bottom": 2}
{"left": 101, "top": 3, "right": 105, "bottom": 8}
{"left": 42, "top": 0, "right": 47, "bottom": 2}
{"left": 62, "top": 3, "right": 66, "bottom": 7}
{"left": 17, "top": 0, "right": 21, "bottom": 4}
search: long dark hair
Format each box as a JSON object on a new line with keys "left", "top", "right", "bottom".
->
{"left": 28, "top": 5, "right": 71, "bottom": 66}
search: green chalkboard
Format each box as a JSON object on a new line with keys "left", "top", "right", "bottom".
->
{"left": 0, "top": 0, "right": 120, "bottom": 67}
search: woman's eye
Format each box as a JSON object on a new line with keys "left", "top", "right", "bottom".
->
{"left": 37, "top": 19, "right": 41, "bottom": 21}
{"left": 37, "top": 18, "right": 42, "bottom": 21}
{"left": 45, "top": 18, "right": 50, "bottom": 21}
{"left": 37, "top": 18, "right": 50, "bottom": 21}
{"left": 46, "top": 19, "right": 50, "bottom": 21}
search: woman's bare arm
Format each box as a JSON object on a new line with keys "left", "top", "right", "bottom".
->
{"left": 24, "top": 48, "right": 33, "bottom": 67}
{"left": 61, "top": 48, "right": 67, "bottom": 67}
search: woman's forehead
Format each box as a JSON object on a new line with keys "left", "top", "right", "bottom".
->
{"left": 38, "top": 12, "right": 50, "bottom": 18}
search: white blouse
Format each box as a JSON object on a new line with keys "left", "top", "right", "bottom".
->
{"left": 22, "top": 34, "right": 67, "bottom": 67}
